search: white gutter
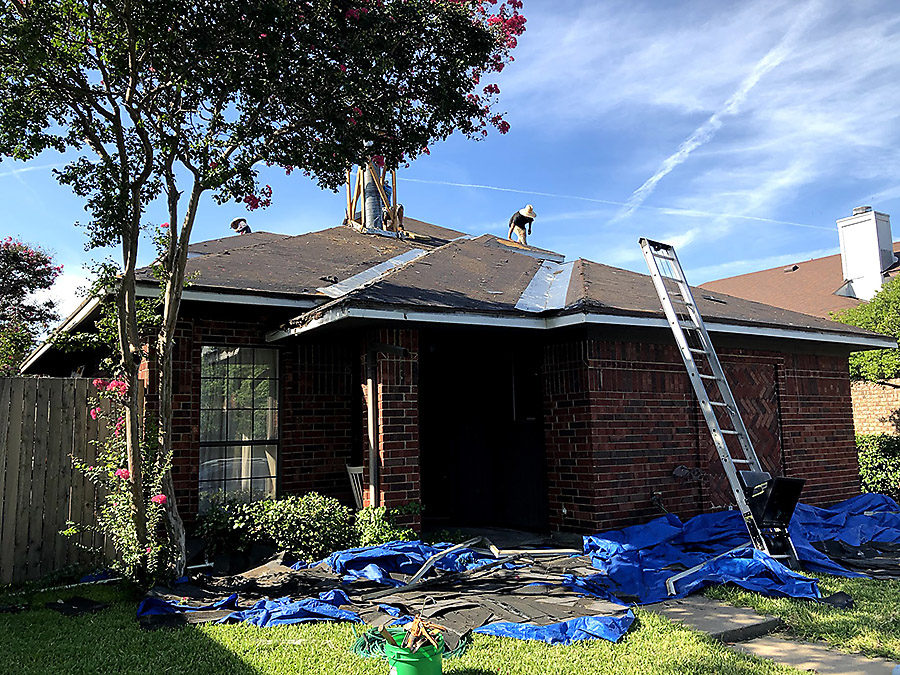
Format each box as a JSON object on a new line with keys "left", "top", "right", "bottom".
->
{"left": 268, "top": 304, "right": 897, "bottom": 350}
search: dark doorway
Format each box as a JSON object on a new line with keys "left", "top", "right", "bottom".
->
{"left": 419, "top": 327, "right": 548, "bottom": 532}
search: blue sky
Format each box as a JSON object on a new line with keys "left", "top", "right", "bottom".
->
{"left": 4, "top": 0, "right": 900, "bottom": 318}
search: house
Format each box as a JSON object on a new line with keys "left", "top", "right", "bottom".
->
{"left": 24, "top": 216, "right": 896, "bottom": 535}
{"left": 703, "top": 207, "right": 900, "bottom": 436}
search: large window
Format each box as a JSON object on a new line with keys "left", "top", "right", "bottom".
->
{"left": 199, "top": 346, "right": 278, "bottom": 510}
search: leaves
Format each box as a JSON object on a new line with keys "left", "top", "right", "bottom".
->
{"left": 833, "top": 277, "right": 900, "bottom": 381}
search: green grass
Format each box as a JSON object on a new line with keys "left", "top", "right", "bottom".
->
{"left": 705, "top": 575, "right": 900, "bottom": 661}
{"left": 0, "top": 584, "right": 797, "bottom": 675}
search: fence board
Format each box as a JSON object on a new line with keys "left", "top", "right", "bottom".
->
{"left": 25, "top": 381, "right": 51, "bottom": 574}
{"left": 70, "top": 378, "right": 94, "bottom": 566}
{"left": 0, "top": 382, "right": 11, "bottom": 547}
{"left": 0, "top": 379, "right": 24, "bottom": 584}
{"left": 44, "top": 379, "right": 69, "bottom": 575}
{"left": 12, "top": 380, "right": 37, "bottom": 582}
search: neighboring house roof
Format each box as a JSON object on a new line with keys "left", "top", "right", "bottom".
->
{"left": 23, "top": 218, "right": 896, "bottom": 373}
{"left": 700, "top": 242, "right": 900, "bottom": 320}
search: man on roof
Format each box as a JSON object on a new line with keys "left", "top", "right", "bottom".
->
{"left": 507, "top": 204, "right": 536, "bottom": 246}
{"left": 230, "top": 217, "right": 252, "bottom": 235}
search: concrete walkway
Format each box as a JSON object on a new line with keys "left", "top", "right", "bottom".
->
{"left": 651, "top": 596, "right": 900, "bottom": 674}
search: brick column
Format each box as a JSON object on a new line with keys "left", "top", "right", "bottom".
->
{"left": 780, "top": 352, "right": 860, "bottom": 505}
{"left": 362, "top": 328, "right": 421, "bottom": 530}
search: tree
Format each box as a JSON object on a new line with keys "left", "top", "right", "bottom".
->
{"left": 833, "top": 277, "right": 900, "bottom": 381}
{"left": 0, "top": 0, "right": 525, "bottom": 582}
{"left": 0, "top": 236, "right": 62, "bottom": 375}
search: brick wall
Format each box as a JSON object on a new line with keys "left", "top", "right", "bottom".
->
{"left": 851, "top": 378, "right": 900, "bottom": 435}
{"left": 361, "top": 328, "right": 421, "bottom": 530}
{"left": 168, "top": 306, "right": 358, "bottom": 524}
{"left": 543, "top": 331, "right": 860, "bottom": 534}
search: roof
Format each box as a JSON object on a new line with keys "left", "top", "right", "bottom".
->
{"left": 700, "top": 242, "right": 900, "bottom": 320}
{"left": 25, "top": 217, "right": 896, "bottom": 374}
{"left": 277, "top": 233, "right": 891, "bottom": 349}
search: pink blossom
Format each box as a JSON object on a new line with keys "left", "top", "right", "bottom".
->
{"left": 151, "top": 494, "right": 167, "bottom": 505}
{"left": 259, "top": 33, "right": 267, "bottom": 37}
{"left": 338, "top": 64, "right": 347, "bottom": 73}
{"left": 89, "top": 407, "right": 100, "bottom": 420}
{"left": 146, "top": 546, "right": 152, "bottom": 553}
{"left": 115, "top": 468, "right": 130, "bottom": 480}
{"left": 160, "top": 222, "right": 169, "bottom": 229}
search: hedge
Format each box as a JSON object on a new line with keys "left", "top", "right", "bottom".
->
{"left": 857, "top": 434, "right": 900, "bottom": 502}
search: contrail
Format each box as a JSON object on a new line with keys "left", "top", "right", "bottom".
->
{"left": 612, "top": 4, "right": 815, "bottom": 222}
{"left": 0, "top": 162, "right": 66, "bottom": 178}
{"left": 398, "top": 176, "right": 832, "bottom": 232}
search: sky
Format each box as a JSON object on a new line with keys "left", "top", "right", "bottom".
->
{"left": 4, "top": 0, "right": 900, "bottom": 320}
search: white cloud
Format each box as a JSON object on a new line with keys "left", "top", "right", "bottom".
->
{"left": 32, "top": 268, "right": 92, "bottom": 327}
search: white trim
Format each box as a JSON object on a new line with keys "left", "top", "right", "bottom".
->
{"left": 135, "top": 285, "right": 319, "bottom": 309}
{"left": 20, "top": 296, "right": 102, "bottom": 373}
{"left": 269, "top": 304, "right": 897, "bottom": 350}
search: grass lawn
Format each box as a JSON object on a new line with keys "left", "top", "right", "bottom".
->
{"left": 0, "top": 584, "right": 796, "bottom": 675}
{"left": 705, "top": 574, "right": 900, "bottom": 662}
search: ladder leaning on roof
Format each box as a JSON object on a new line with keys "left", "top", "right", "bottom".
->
{"left": 639, "top": 237, "right": 802, "bottom": 570}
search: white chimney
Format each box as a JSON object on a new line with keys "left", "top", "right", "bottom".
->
{"left": 836, "top": 206, "right": 894, "bottom": 301}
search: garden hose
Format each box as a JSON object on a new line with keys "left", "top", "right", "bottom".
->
{"left": 350, "top": 626, "right": 471, "bottom": 660}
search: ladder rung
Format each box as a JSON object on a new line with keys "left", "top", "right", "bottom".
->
{"left": 731, "top": 459, "right": 751, "bottom": 464}
{"left": 769, "top": 554, "right": 791, "bottom": 559}
{"left": 709, "top": 401, "right": 729, "bottom": 407}
{"left": 699, "top": 374, "right": 719, "bottom": 380}
{"left": 653, "top": 252, "right": 677, "bottom": 262}
{"left": 720, "top": 429, "right": 740, "bottom": 435}
{"left": 688, "top": 348, "right": 707, "bottom": 354}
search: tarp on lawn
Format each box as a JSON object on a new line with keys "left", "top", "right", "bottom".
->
{"left": 579, "top": 493, "right": 900, "bottom": 605}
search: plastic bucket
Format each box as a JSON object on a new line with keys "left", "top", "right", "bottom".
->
{"left": 384, "top": 629, "right": 443, "bottom": 675}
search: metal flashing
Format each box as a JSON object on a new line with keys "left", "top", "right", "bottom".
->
{"left": 316, "top": 249, "right": 429, "bottom": 298}
{"left": 515, "top": 261, "right": 575, "bottom": 312}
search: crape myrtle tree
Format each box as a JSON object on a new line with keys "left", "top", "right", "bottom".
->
{"left": 0, "top": 237, "right": 62, "bottom": 375}
{"left": 0, "top": 0, "right": 525, "bottom": 581}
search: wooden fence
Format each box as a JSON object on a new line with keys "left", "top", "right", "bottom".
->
{"left": 0, "top": 378, "right": 117, "bottom": 585}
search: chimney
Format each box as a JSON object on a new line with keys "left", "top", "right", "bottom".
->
{"left": 836, "top": 206, "right": 894, "bottom": 301}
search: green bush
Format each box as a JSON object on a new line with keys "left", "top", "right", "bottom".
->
{"left": 354, "top": 506, "right": 415, "bottom": 546}
{"left": 857, "top": 434, "right": 900, "bottom": 501}
{"left": 196, "top": 493, "right": 420, "bottom": 562}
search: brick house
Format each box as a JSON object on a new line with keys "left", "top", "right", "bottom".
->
{"left": 703, "top": 207, "right": 900, "bottom": 436}
{"left": 25, "top": 217, "right": 895, "bottom": 534}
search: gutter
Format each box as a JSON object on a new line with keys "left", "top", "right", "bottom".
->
{"left": 267, "top": 304, "right": 897, "bottom": 351}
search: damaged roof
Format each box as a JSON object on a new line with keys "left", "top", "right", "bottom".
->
{"left": 700, "top": 242, "right": 900, "bottom": 320}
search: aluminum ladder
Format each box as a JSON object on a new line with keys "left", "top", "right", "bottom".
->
{"left": 639, "top": 237, "right": 799, "bottom": 567}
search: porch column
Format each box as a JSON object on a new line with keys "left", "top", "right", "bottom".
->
{"left": 363, "top": 327, "right": 421, "bottom": 530}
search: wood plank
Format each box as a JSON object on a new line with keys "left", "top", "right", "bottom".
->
{"left": 97, "top": 394, "right": 114, "bottom": 560}
{"left": 48, "top": 379, "right": 73, "bottom": 573}
{"left": 0, "top": 378, "right": 20, "bottom": 584}
{"left": 0, "top": 380, "right": 11, "bottom": 551}
{"left": 26, "top": 379, "right": 51, "bottom": 577}
{"left": 74, "top": 379, "right": 97, "bottom": 563}
{"left": 11, "top": 379, "right": 37, "bottom": 584}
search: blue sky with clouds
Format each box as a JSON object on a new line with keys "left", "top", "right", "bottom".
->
{"left": 4, "top": 0, "right": 900, "bottom": 318}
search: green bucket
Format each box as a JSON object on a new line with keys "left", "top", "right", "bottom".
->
{"left": 383, "top": 628, "right": 443, "bottom": 675}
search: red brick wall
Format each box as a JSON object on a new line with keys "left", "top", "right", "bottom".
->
{"left": 851, "top": 378, "right": 900, "bottom": 435}
{"left": 543, "top": 332, "right": 859, "bottom": 533}
{"left": 168, "top": 307, "right": 358, "bottom": 524}
{"left": 361, "top": 328, "right": 421, "bottom": 530}
{"left": 780, "top": 352, "right": 860, "bottom": 504}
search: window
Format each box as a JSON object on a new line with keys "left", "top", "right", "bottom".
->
{"left": 199, "top": 346, "right": 278, "bottom": 510}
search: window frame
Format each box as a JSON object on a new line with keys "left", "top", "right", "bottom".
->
{"left": 197, "top": 344, "right": 281, "bottom": 508}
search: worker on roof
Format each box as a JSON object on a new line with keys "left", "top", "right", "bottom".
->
{"left": 507, "top": 204, "right": 536, "bottom": 246}
{"left": 230, "top": 217, "right": 251, "bottom": 235}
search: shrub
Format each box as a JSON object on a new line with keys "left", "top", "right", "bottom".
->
{"left": 355, "top": 506, "right": 415, "bottom": 547}
{"left": 857, "top": 434, "right": 900, "bottom": 501}
{"left": 196, "top": 494, "right": 421, "bottom": 562}
{"left": 254, "top": 494, "right": 357, "bottom": 561}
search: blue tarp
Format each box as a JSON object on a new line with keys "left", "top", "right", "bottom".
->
{"left": 137, "top": 593, "right": 240, "bottom": 617}
{"left": 578, "top": 493, "right": 900, "bottom": 605}
{"left": 219, "top": 590, "right": 360, "bottom": 626}
{"left": 474, "top": 611, "right": 636, "bottom": 645}
{"left": 300, "top": 540, "right": 500, "bottom": 585}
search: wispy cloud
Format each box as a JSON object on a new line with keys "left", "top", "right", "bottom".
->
{"left": 0, "top": 162, "right": 65, "bottom": 179}
{"left": 613, "top": 3, "right": 815, "bottom": 221}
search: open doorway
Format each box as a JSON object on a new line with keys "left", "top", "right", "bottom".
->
{"left": 419, "top": 327, "right": 548, "bottom": 532}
